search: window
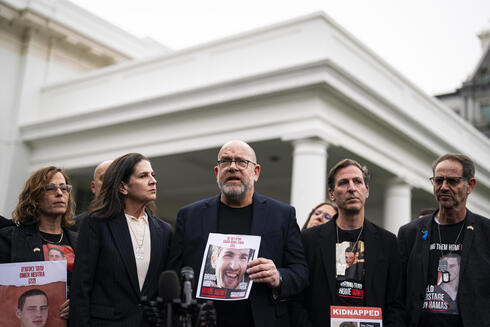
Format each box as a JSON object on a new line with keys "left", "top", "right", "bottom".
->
{"left": 481, "top": 103, "right": 490, "bottom": 121}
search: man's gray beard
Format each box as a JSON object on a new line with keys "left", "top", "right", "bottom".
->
{"left": 218, "top": 173, "right": 255, "bottom": 204}
{"left": 437, "top": 193, "right": 460, "bottom": 209}
{"left": 219, "top": 183, "right": 247, "bottom": 204}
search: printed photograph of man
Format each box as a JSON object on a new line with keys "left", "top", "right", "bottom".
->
{"left": 211, "top": 246, "right": 251, "bottom": 290}
{"left": 344, "top": 247, "right": 356, "bottom": 268}
{"left": 47, "top": 247, "right": 65, "bottom": 261}
{"left": 16, "top": 289, "right": 48, "bottom": 327}
{"left": 433, "top": 253, "right": 461, "bottom": 313}
{"left": 338, "top": 322, "right": 357, "bottom": 327}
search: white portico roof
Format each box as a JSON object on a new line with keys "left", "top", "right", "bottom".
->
{"left": 17, "top": 11, "right": 490, "bottom": 215}
{"left": 1, "top": 0, "right": 170, "bottom": 60}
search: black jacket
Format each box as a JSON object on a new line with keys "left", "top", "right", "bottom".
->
{"left": 167, "top": 192, "right": 309, "bottom": 327}
{"left": 0, "top": 223, "right": 78, "bottom": 263}
{"left": 0, "top": 215, "right": 15, "bottom": 229}
{"left": 398, "top": 209, "right": 490, "bottom": 327}
{"left": 70, "top": 212, "right": 172, "bottom": 327}
{"left": 290, "top": 217, "right": 406, "bottom": 327}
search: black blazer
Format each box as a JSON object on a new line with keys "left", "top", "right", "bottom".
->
{"left": 398, "top": 209, "right": 490, "bottom": 327}
{"left": 70, "top": 212, "right": 172, "bottom": 327}
{"left": 290, "top": 218, "right": 405, "bottom": 327}
{"left": 167, "top": 192, "right": 309, "bottom": 327}
{"left": 0, "top": 215, "right": 15, "bottom": 229}
{"left": 0, "top": 223, "right": 78, "bottom": 263}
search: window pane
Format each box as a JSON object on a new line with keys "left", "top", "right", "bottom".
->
{"left": 481, "top": 104, "right": 490, "bottom": 121}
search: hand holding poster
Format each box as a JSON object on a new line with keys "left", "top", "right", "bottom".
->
{"left": 197, "top": 233, "right": 261, "bottom": 301}
{"left": 0, "top": 261, "right": 67, "bottom": 327}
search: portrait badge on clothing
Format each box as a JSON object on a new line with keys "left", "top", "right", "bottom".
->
{"left": 336, "top": 240, "right": 365, "bottom": 301}
{"left": 422, "top": 253, "right": 461, "bottom": 314}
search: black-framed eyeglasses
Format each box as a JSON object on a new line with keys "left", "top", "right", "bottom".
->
{"left": 429, "top": 176, "right": 467, "bottom": 187}
{"left": 43, "top": 184, "right": 72, "bottom": 193}
{"left": 216, "top": 159, "right": 257, "bottom": 170}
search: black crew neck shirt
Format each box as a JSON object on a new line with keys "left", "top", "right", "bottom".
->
{"left": 213, "top": 202, "right": 254, "bottom": 327}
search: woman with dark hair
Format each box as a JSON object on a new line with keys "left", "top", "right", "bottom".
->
{"left": 0, "top": 166, "right": 77, "bottom": 319}
{"left": 70, "top": 153, "right": 172, "bottom": 327}
{"left": 302, "top": 201, "right": 338, "bottom": 230}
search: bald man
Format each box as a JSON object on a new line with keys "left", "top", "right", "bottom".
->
{"left": 90, "top": 160, "right": 113, "bottom": 197}
{"left": 168, "top": 140, "right": 308, "bottom": 327}
{"left": 72, "top": 160, "right": 113, "bottom": 230}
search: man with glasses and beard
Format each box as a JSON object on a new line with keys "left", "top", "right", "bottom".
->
{"left": 168, "top": 140, "right": 308, "bottom": 327}
{"left": 398, "top": 153, "right": 490, "bottom": 327}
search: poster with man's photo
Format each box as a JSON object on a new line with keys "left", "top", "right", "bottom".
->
{"left": 197, "top": 233, "right": 261, "bottom": 301}
{"left": 0, "top": 260, "right": 67, "bottom": 327}
{"left": 330, "top": 305, "right": 382, "bottom": 327}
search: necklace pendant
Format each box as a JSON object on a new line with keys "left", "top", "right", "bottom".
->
{"left": 135, "top": 247, "right": 144, "bottom": 260}
{"left": 437, "top": 258, "right": 448, "bottom": 272}
{"left": 441, "top": 271, "right": 450, "bottom": 283}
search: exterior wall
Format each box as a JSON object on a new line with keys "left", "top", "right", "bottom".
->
{"left": 0, "top": 0, "right": 168, "bottom": 215}
{"left": 1, "top": 6, "right": 489, "bottom": 231}
{"left": 436, "top": 92, "right": 463, "bottom": 115}
{"left": 438, "top": 88, "right": 490, "bottom": 138}
{"left": 437, "top": 34, "right": 490, "bottom": 138}
{"left": 0, "top": 18, "right": 26, "bottom": 215}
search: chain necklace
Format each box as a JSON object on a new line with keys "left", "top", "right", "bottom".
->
{"left": 436, "top": 218, "right": 465, "bottom": 283}
{"left": 39, "top": 230, "right": 64, "bottom": 244}
{"left": 336, "top": 223, "right": 363, "bottom": 277}
{"left": 336, "top": 223, "right": 363, "bottom": 252}
{"left": 128, "top": 219, "right": 146, "bottom": 260}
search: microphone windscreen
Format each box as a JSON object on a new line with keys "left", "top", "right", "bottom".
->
{"left": 159, "top": 270, "right": 181, "bottom": 302}
{"left": 180, "top": 266, "right": 194, "bottom": 281}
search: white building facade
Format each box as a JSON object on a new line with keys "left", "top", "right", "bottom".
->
{"left": 1, "top": 0, "right": 489, "bottom": 233}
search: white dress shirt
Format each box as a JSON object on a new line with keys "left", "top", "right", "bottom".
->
{"left": 125, "top": 212, "right": 151, "bottom": 291}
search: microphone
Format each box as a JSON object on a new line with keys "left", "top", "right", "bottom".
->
{"left": 180, "top": 266, "right": 194, "bottom": 308}
{"left": 142, "top": 268, "right": 216, "bottom": 327}
{"left": 159, "top": 270, "right": 181, "bottom": 327}
{"left": 159, "top": 270, "right": 181, "bottom": 301}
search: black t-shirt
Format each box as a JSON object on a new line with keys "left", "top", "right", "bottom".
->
{"left": 40, "top": 230, "right": 74, "bottom": 290}
{"left": 335, "top": 226, "right": 365, "bottom": 306}
{"left": 419, "top": 218, "right": 465, "bottom": 327}
{"left": 213, "top": 202, "right": 254, "bottom": 327}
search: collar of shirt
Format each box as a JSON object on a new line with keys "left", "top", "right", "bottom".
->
{"left": 125, "top": 212, "right": 148, "bottom": 224}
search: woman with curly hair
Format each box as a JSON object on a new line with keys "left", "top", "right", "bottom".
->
{"left": 0, "top": 166, "right": 77, "bottom": 319}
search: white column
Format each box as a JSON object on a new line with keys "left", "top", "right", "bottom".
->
{"left": 290, "top": 138, "right": 328, "bottom": 228}
{"left": 383, "top": 178, "right": 412, "bottom": 234}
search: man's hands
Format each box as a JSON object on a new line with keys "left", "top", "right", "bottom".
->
{"left": 247, "top": 258, "right": 281, "bottom": 288}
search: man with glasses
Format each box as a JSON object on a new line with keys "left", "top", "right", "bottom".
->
{"left": 398, "top": 153, "right": 490, "bottom": 327}
{"left": 168, "top": 140, "right": 308, "bottom": 327}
